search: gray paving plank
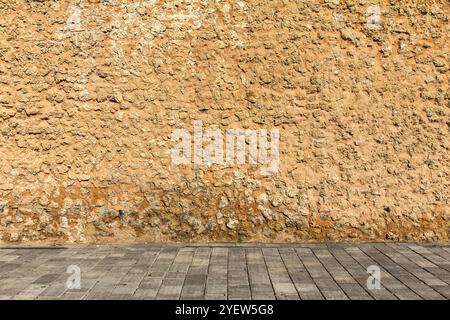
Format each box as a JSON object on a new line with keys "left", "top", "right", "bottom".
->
{"left": 279, "top": 248, "right": 323, "bottom": 300}
{"left": 313, "top": 248, "right": 372, "bottom": 300}
{"left": 227, "top": 248, "right": 251, "bottom": 299}
{"left": 361, "top": 244, "right": 443, "bottom": 300}
{"left": 375, "top": 244, "right": 447, "bottom": 293}
{"left": 0, "top": 244, "right": 448, "bottom": 300}
{"left": 295, "top": 248, "right": 348, "bottom": 300}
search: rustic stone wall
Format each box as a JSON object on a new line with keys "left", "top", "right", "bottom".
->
{"left": 0, "top": 0, "right": 448, "bottom": 244}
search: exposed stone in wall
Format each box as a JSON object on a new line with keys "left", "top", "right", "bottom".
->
{"left": 0, "top": 0, "right": 448, "bottom": 243}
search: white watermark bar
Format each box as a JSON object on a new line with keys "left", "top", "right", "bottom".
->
{"left": 367, "top": 5, "right": 382, "bottom": 30}
{"left": 171, "top": 121, "right": 280, "bottom": 175}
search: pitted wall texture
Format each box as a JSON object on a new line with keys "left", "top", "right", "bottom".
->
{"left": 0, "top": 0, "right": 448, "bottom": 243}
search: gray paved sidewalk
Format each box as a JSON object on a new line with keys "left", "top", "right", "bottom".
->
{"left": 0, "top": 243, "right": 448, "bottom": 300}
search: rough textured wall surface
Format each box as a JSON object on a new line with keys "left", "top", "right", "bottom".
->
{"left": 0, "top": 0, "right": 448, "bottom": 244}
